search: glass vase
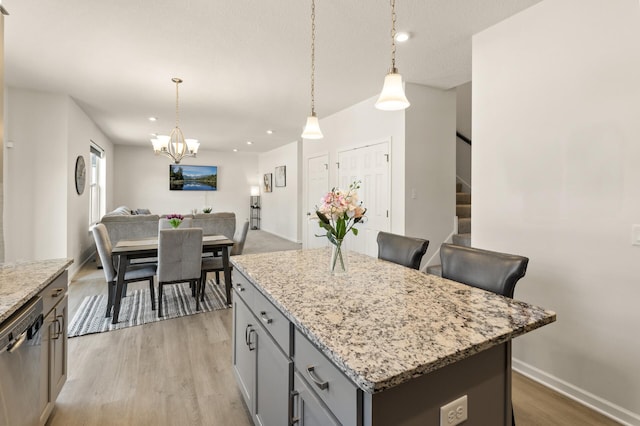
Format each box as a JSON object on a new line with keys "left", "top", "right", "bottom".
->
{"left": 329, "top": 239, "right": 348, "bottom": 275}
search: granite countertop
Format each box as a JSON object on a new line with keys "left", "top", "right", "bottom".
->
{"left": 0, "top": 258, "right": 74, "bottom": 323}
{"left": 231, "top": 248, "right": 556, "bottom": 394}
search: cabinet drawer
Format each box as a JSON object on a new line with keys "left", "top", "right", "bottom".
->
{"left": 294, "top": 329, "right": 358, "bottom": 426}
{"left": 253, "top": 287, "right": 290, "bottom": 355}
{"left": 232, "top": 269, "right": 255, "bottom": 308}
{"left": 41, "top": 271, "right": 68, "bottom": 316}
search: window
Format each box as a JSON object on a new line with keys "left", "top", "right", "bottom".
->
{"left": 89, "top": 142, "right": 105, "bottom": 225}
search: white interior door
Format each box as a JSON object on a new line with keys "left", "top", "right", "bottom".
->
{"left": 338, "top": 141, "right": 390, "bottom": 257}
{"left": 305, "top": 154, "right": 329, "bottom": 249}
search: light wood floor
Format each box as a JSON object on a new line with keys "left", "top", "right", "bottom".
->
{"left": 49, "top": 231, "right": 620, "bottom": 426}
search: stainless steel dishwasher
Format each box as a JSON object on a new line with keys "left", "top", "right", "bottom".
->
{"left": 0, "top": 296, "right": 44, "bottom": 426}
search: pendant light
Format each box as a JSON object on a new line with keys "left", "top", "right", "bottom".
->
{"left": 151, "top": 78, "right": 199, "bottom": 164}
{"left": 375, "top": 0, "right": 410, "bottom": 111}
{"left": 301, "top": 0, "right": 323, "bottom": 139}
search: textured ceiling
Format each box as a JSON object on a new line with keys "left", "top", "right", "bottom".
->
{"left": 3, "top": 0, "right": 542, "bottom": 153}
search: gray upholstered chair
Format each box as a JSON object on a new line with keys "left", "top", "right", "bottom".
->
{"left": 192, "top": 212, "right": 236, "bottom": 239}
{"left": 91, "top": 223, "right": 157, "bottom": 317}
{"left": 158, "top": 217, "right": 193, "bottom": 230}
{"left": 376, "top": 231, "right": 429, "bottom": 270}
{"left": 157, "top": 228, "right": 203, "bottom": 317}
{"left": 200, "top": 220, "right": 250, "bottom": 300}
{"left": 439, "top": 243, "right": 529, "bottom": 425}
{"left": 439, "top": 243, "right": 529, "bottom": 299}
{"left": 231, "top": 220, "right": 250, "bottom": 256}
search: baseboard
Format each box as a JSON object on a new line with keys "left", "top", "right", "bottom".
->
{"left": 70, "top": 250, "right": 97, "bottom": 281}
{"left": 512, "top": 358, "right": 640, "bottom": 426}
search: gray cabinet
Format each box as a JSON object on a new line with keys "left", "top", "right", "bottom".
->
{"left": 232, "top": 273, "right": 291, "bottom": 426}
{"left": 254, "top": 324, "right": 291, "bottom": 426}
{"left": 38, "top": 272, "right": 68, "bottom": 426}
{"left": 292, "top": 372, "right": 340, "bottom": 426}
{"left": 50, "top": 295, "right": 68, "bottom": 401}
{"left": 233, "top": 296, "right": 256, "bottom": 413}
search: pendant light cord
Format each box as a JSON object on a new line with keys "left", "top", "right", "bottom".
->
{"left": 390, "top": 0, "right": 397, "bottom": 73}
{"left": 175, "top": 79, "right": 180, "bottom": 128}
{"left": 310, "top": 0, "right": 316, "bottom": 116}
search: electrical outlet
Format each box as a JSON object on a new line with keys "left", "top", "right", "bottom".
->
{"left": 440, "top": 395, "right": 468, "bottom": 426}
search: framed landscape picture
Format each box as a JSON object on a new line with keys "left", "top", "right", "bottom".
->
{"left": 275, "top": 165, "right": 286, "bottom": 187}
{"left": 170, "top": 165, "right": 218, "bottom": 191}
{"left": 263, "top": 173, "right": 272, "bottom": 193}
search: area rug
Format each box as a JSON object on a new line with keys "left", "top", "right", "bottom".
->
{"left": 68, "top": 280, "right": 229, "bottom": 337}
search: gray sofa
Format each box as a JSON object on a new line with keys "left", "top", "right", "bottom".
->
{"left": 95, "top": 206, "right": 236, "bottom": 267}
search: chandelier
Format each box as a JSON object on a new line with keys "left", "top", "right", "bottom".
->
{"left": 375, "top": 0, "right": 410, "bottom": 111}
{"left": 301, "top": 0, "right": 323, "bottom": 139}
{"left": 151, "top": 77, "right": 199, "bottom": 164}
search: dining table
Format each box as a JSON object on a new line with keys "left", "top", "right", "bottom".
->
{"left": 110, "top": 234, "right": 235, "bottom": 324}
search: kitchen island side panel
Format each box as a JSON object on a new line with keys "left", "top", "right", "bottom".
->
{"left": 365, "top": 342, "right": 510, "bottom": 426}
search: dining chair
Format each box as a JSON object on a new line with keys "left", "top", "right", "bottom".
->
{"left": 376, "top": 231, "right": 429, "bottom": 270}
{"left": 158, "top": 217, "right": 193, "bottom": 230}
{"left": 439, "top": 243, "right": 529, "bottom": 425}
{"left": 91, "top": 223, "right": 157, "bottom": 317}
{"left": 200, "top": 220, "right": 250, "bottom": 300}
{"left": 157, "top": 228, "right": 204, "bottom": 317}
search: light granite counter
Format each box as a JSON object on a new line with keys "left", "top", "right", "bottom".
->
{"left": 231, "top": 248, "right": 556, "bottom": 394}
{"left": 0, "top": 258, "right": 73, "bottom": 323}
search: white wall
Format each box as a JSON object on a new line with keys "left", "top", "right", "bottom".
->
{"left": 258, "top": 141, "right": 300, "bottom": 242}
{"left": 303, "top": 94, "right": 405, "bottom": 245}
{"left": 456, "top": 82, "right": 472, "bottom": 190}
{"left": 405, "top": 83, "right": 456, "bottom": 266}
{"left": 114, "top": 145, "right": 258, "bottom": 227}
{"left": 4, "top": 87, "right": 114, "bottom": 277}
{"left": 67, "top": 99, "right": 114, "bottom": 270}
{"left": 5, "top": 88, "right": 67, "bottom": 262}
{"left": 303, "top": 84, "right": 456, "bottom": 264}
{"left": 473, "top": 1, "right": 640, "bottom": 424}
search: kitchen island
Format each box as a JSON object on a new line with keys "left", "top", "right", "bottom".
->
{"left": 0, "top": 258, "right": 72, "bottom": 323}
{"left": 230, "top": 249, "right": 555, "bottom": 426}
{"left": 1, "top": 258, "right": 73, "bottom": 426}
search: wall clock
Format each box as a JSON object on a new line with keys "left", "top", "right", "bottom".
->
{"left": 75, "top": 155, "right": 86, "bottom": 195}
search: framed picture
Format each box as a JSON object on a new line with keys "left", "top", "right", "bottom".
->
{"left": 263, "top": 173, "right": 273, "bottom": 193}
{"left": 275, "top": 165, "right": 286, "bottom": 187}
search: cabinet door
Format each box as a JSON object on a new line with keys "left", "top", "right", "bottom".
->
{"left": 233, "top": 296, "right": 256, "bottom": 414}
{"left": 293, "top": 372, "right": 340, "bottom": 426}
{"left": 50, "top": 294, "right": 69, "bottom": 401}
{"left": 39, "top": 309, "right": 55, "bottom": 425}
{"left": 254, "top": 326, "right": 291, "bottom": 426}
{"left": 50, "top": 294, "right": 68, "bottom": 401}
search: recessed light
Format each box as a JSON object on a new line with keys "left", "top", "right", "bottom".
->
{"left": 395, "top": 32, "right": 410, "bottom": 42}
{"left": 266, "top": 130, "right": 274, "bottom": 135}
{"left": 150, "top": 133, "right": 157, "bottom": 137}
{"left": 246, "top": 141, "right": 253, "bottom": 145}
{"left": 148, "top": 117, "right": 158, "bottom": 122}
{"left": 233, "top": 148, "right": 238, "bottom": 152}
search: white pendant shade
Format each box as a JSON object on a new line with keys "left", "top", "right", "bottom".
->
{"left": 375, "top": 72, "right": 410, "bottom": 111}
{"left": 301, "top": 115, "right": 323, "bottom": 139}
